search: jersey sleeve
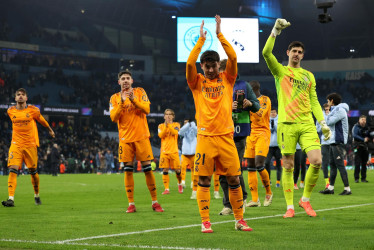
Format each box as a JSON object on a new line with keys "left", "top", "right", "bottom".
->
{"left": 169, "top": 122, "right": 180, "bottom": 136}
{"left": 262, "top": 36, "right": 283, "bottom": 77}
{"left": 217, "top": 33, "right": 237, "bottom": 81}
{"left": 309, "top": 75, "right": 324, "bottom": 122}
{"left": 132, "top": 88, "right": 150, "bottom": 114}
{"left": 246, "top": 82, "right": 260, "bottom": 112}
{"left": 158, "top": 124, "right": 168, "bottom": 139}
{"left": 186, "top": 37, "right": 205, "bottom": 88}
{"left": 109, "top": 94, "right": 123, "bottom": 123}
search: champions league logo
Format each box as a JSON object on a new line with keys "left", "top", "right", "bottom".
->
{"left": 184, "top": 26, "right": 213, "bottom": 52}
{"left": 230, "top": 29, "right": 246, "bottom": 52}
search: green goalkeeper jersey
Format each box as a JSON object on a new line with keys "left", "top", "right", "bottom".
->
{"left": 262, "top": 36, "right": 324, "bottom": 124}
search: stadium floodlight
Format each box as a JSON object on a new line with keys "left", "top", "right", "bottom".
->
{"left": 315, "top": 0, "right": 336, "bottom": 23}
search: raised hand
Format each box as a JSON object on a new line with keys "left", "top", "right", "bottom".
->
{"left": 121, "top": 90, "right": 127, "bottom": 102}
{"left": 215, "top": 14, "right": 221, "bottom": 35}
{"left": 200, "top": 20, "right": 207, "bottom": 39}
{"left": 272, "top": 18, "right": 291, "bottom": 36}
{"left": 128, "top": 90, "right": 134, "bottom": 101}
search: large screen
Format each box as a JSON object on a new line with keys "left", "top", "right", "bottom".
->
{"left": 177, "top": 17, "right": 259, "bottom": 63}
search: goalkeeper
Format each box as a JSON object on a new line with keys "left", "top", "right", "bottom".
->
{"left": 262, "top": 18, "right": 331, "bottom": 218}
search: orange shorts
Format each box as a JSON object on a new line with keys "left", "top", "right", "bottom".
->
{"left": 194, "top": 134, "right": 240, "bottom": 177}
{"left": 8, "top": 144, "right": 38, "bottom": 169}
{"left": 244, "top": 132, "right": 270, "bottom": 158}
{"left": 119, "top": 138, "right": 153, "bottom": 163}
{"left": 159, "top": 152, "right": 181, "bottom": 169}
{"left": 181, "top": 155, "right": 195, "bottom": 172}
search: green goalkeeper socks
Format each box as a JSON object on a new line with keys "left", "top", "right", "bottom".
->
{"left": 303, "top": 164, "right": 321, "bottom": 199}
{"left": 282, "top": 168, "right": 294, "bottom": 206}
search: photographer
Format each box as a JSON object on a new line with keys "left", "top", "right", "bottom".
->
{"left": 352, "top": 115, "right": 370, "bottom": 183}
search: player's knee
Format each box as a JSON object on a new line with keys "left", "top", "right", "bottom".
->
{"left": 29, "top": 168, "right": 38, "bottom": 175}
{"left": 142, "top": 164, "right": 152, "bottom": 172}
{"left": 226, "top": 176, "right": 240, "bottom": 186}
{"left": 248, "top": 166, "right": 256, "bottom": 172}
{"left": 309, "top": 157, "right": 322, "bottom": 166}
{"left": 9, "top": 168, "right": 18, "bottom": 174}
{"left": 124, "top": 165, "right": 134, "bottom": 172}
{"left": 198, "top": 176, "right": 211, "bottom": 186}
{"left": 257, "top": 165, "right": 265, "bottom": 172}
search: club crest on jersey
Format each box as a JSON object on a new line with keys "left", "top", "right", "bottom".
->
{"left": 217, "top": 78, "right": 223, "bottom": 83}
{"left": 26, "top": 113, "right": 30, "bottom": 118}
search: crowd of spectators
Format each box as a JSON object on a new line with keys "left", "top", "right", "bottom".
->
{"left": 0, "top": 119, "right": 120, "bottom": 175}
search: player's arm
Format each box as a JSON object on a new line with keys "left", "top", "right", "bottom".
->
{"left": 216, "top": 15, "right": 237, "bottom": 80}
{"left": 129, "top": 88, "right": 150, "bottom": 114}
{"left": 262, "top": 19, "right": 290, "bottom": 76}
{"left": 352, "top": 125, "right": 365, "bottom": 141}
{"left": 186, "top": 21, "right": 206, "bottom": 88}
{"left": 264, "top": 97, "right": 271, "bottom": 117}
{"left": 262, "top": 36, "right": 283, "bottom": 77}
{"left": 109, "top": 95, "right": 124, "bottom": 123}
{"left": 178, "top": 122, "right": 189, "bottom": 136}
{"left": 169, "top": 123, "right": 180, "bottom": 136}
{"left": 326, "top": 108, "right": 346, "bottom": 126}
{"left": 158, "top": 124, "right": 168, "bottom": 139}
{"left": 35, "top": 112, "right": 55, "bottom": 138}
{"left": 245, "top": 83, "right": 260, "bottom": 112}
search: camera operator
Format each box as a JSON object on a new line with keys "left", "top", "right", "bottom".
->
{"left": 352, "top": 115, "right": 370, "bottom": 183}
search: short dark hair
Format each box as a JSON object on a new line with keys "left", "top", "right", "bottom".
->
{"left": 118, "top": 70, "right": 132, "bottom": 79}
{"left": 249, "top": 80, "right": 260, "bottom": 92}
{"left": 200, "top": 50, "right": 220, "bottom": 64}
{"left": 359, "top": 115, "right": 367, "bottom": 119}
{"left": 323, "top": 103, "right": 330, "bottom": 109}
{"left": 326, "top": 93, "right": 342, "bottom": 105}
{"left": 15, "top": 88, "right": 27, "bottom": 97}
{"left": 219, "top": 59, "right": 227, "bottom": 72}
{"left": 271, "top": 107, "right": 277, "bottom": 112}
{"left": 288, "top": 41, "right": 305, "bottom": 52}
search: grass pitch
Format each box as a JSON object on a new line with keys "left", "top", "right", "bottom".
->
{"left": 0, "top": 170, "right": 373, "bottom": 249}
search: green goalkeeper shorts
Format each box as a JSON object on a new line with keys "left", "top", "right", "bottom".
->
{"left": 277, "top": 122, "right": 321, "bottom": 155}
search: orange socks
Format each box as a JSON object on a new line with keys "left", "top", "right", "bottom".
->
{"left": 29, "top": 169, "right": 40, "bottom": 195}
{"left": 248, "top": 170, "right": 258, "bottom": 202}
{"left": 181, "top": 164, "right": 186, "bottom": 182}
{"left": 197, "top": 184, "right": 210, "bottom": 222}
{"left": 162, "top": 172, "right": 170, "bottom": 190}
{"left": 176, "top": 171, "right": 182, "bottom": 184}
{"left": 124, "top": 171, "right": 135, "bottom": 203}
{"left": 8, "top": 170, "right": 17, "bottom": 197}
{"left": 213, "top": 172, "right": 220, "bottom": 192}
{"left": 144, "top": 170, "right": 157, "bottom": 201}
{"left": 258, "top": 168, "right": 272, "bottom": 195}
{"left": 229, "top": 184, "right": 244, "bottom": 221}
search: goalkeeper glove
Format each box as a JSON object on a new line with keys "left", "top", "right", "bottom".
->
{"left": 272, "top": 18, "right": 291, "bottom": 36}
{"left": 319, "top": 120, "right": 332, "bottom": 141}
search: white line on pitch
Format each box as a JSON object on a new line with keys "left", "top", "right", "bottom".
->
{"left": 0, "top": 239, "right": 219, "bottom": 250}
{"left": 59, "top": 203, "right": 374, "bottom": 243}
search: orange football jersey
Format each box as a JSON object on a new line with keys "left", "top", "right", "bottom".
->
{"left": 250, "top": 95, "right": 271, "bottom": 135}
{"left": 7, "top": 105, "right": 49, "bottom": 147}
{"left": 109, "top": 87, "right": 151, "bottom": 143}
{"left": 158, "top": 122, "right": 180, "bottom": 154}
{"left": 186, "top": 33, "right": 237, "bottom": 136}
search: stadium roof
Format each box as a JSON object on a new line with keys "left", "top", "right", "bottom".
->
{"left": 2, "top": 0, "right": 374, "bottom": 59}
